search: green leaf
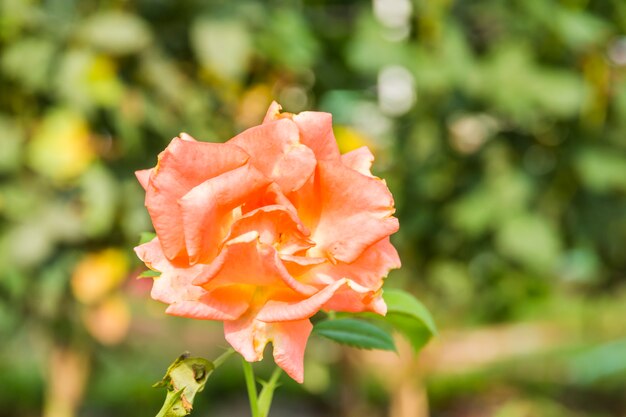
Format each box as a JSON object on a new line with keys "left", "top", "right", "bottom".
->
{"left": 257, "top": 10, "right": 319, "bottom": 72}
{"left": 139, "top": 270, "right": 161, "bottom": 279}
{"left": 496, "top": 214, "right": 562, "bottom": 273}
{"left": 383, "top": 288, "right": 437, "bottom": 353}
{"left": 190, "top": 18, "right": 252, "bottom": 80}
{"left": 156, "top": 389, "right": 186, "bottom": 417}
{"left": 568, "top": 338, "right": 626, "bottom": 384}
{"left": 153, "top": 353, "right": 214, "bottom": 417}
{"left": 80, "top": 164, "right": 119, "bottom": 238}
{"left": 0, "top": 115, "right": 24, "bottom": 174}
{"left": 79, "top": 11, "right": 152, "bottom": 55}
{"left": 1, "top": 37, "right": 55, "bottom": 92}
{"left": 555, "top": 9, "right": 610, "bottom": 50}
{"left": 385, "top": 314, "right": 433, "bottom": 353}
{"left": 313, "top": 318, "right": 396, "bottom": 351}
{"left": 139, "top": 232, "right": 156, "bottom": 245}
{"left": 383, "top": 288, "right": 437, "bottom": 335}
{"left": 575, "top": 149, "right": 626, "bottom": 193}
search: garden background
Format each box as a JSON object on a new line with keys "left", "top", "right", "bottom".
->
{"left": 1, "top": 0, "right": 626, "bottom": 416}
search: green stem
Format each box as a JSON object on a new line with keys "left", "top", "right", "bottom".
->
{"left": 267, "top": 366, "right": 281, "bottom": 387}
{"left": 213, "top": 348, "right": 235, "bottom": 368}
{"left": 258, "top": 366, "right": 282, "bottom": 417}
{"left": 241, "top": 358, "right": 260, "bottom": 417}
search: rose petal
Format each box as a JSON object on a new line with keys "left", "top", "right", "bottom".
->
{"left": 263, "top": 101, "right": 283, "bottom": 123}
{"left": 165, "top": 285, "right": 253, "bottom": 320}
{"left": 322, "top": 287, "right": 387, "bottom": 316}
{"left": 134, "top": 237, "right": 165, "bottom": 270}
{"left": 134, "top": 238, "right": 205, "bottom": 304}
{"left": 224, "top": 314, "right": 268, "bottom": 362}
{"left": 292, "top": 111, "right": 340, "bottom": 161}
{"left": 146, "top": 137, "right": 249, "bottom": 261}
{"left": 179, "top": 132, "right": 195, "bottom": 142}
{"left": 310, "top": 160, "right": 399, "bottom": 263}
{"left": 271, "top": 319, "right": 312, "bottom": 383}
{"left": 280, "top": 254, "right": 326, "bottom": 267}
{"left": 179, "top": 163, "right": 270, "bottom": 264}
{"left": 285, "top": 169, "right": 321, "bottom": 231}
{"left": 136, "top": 239, "right": 254, "bottom": 320}
{"left": 229, "top": 118, "right": 316, "bottom": 193}
{"left": 228, "top": 205, "right": 313, "bottom": 255}
{"left": 307, "top": 237, "right": 400, "bottom": 289}
{"left": 135, "top": 168, "right": 153, "bottom": 190}
{"left": 223, "top": 315, "right": 312, "bottom": 383}
{"left": 242, "top": 183, "right": 302, "bottom": 226}
{"left": 255, "top": 278, "right": 348, "bottom": 322}
{"left": 279, "top": 254, "right": 327, "bottom": 285}
{"left": 341, "top": 146, "right": 374, "bottom": 177}
{"left": 194, "top": 234, "right": 317, "bottom": 296}
{"left": 262, "top": 103, "right": 340, "bottom": 162}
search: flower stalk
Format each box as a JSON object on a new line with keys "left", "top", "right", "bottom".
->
{"left": 241, "top": 358, "right": 260, "bottom": 417}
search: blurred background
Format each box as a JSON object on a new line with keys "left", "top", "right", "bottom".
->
{"left": 1, "top": 0, "right": 626, "bottom": 416}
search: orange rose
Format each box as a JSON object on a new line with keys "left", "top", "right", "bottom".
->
{"left": 135, "top": 102, "right": 400, "bottom": 382}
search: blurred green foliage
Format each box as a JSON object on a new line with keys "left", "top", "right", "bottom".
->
{"left": 1, "top": 0, "right": 626, "bottom": 416}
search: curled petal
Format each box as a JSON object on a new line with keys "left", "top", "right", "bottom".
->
{"left": 135, "top": 168, "right": 153, "bottom": 191}
{"left": 136, "top": 238, "right": 255, "bottom": 321}
{"left": 285, "top": 238, "right": 398, "bottom": 315}
{"left": 224, "top": 314, "right": 269, "bottom": 362}
{"left": 228, "top": 205, "right": 313, "bottom": 254}
{"left": 134, "top": 237, "right": 165, "bottom": 270}
{"left": 255, "top": 278, "right": 348, "bottom": 322}
{"left": 146, "top": 138, "right": 249, "bottom": 261}
{"left": 280, "top": 254, "right": 326, "bottom": 265}
{"left": 322, "top": 287, "right": 387, "bottom": 316}
{"left": 230, "top": 118, "right": 316, "bottom": 193}
{"left": 150, "top": 268, "right": 204, "bottom": 306}
{"left": 310, "top": 160, "right": 399, "bottom": 263}
{"left": 280, "top": 254, "right": 327, "bottom": 285}
{"left": 292, "top": 111, "right": 340, "bottom": 161}
{"left": 179, "top": 132, "right": 196, "bottom": 142}
{"left": 224, "top": 315, "right": 312, "bottom": 383}
{"left": 307, "top": 237, "right": 400, "bottom": 290}
{"left": 341, "top": 146, "right": 374, "bottom": 177}
{"left": 165, "top": 286, "right": 253, "bottom": 321}
{"left": 263, "top": 101, "right": 283, "bottom": 123}
{"left": 134, "top": 238, "right": 205, "bottom": 305}
{"left": 242, "top": 183, "right": 302, "bottom": 224}
{"left": 194, "top": 233, "right": 317, "bottom": 296}
{"left": 179, "top": 163, "right": 270, "bottom": 264}
{"left": 285, "top": 169, "right": 321, "bottom": 232}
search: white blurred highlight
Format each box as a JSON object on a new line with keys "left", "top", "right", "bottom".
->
{"left": 373, "top": 0, "right": 413, "bottom": 29}
{"left": 377, "top": 65, "right": 416, "bottom": 116}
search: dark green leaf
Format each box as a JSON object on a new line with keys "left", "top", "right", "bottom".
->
{"left": 385, "top": 314, "right": 432, "bottom": 352}
{"left": 313, "top": 318, "right": 396, "bottom": 351}
{"left": 383, "top": 288, "right": 437, "bottom": 353}
{"left": 384, "top": 288, "right": 437, "bottom": 335}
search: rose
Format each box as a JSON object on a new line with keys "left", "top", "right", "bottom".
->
{"left": 135, "top": 102, "right": 400, "bottom": 382}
